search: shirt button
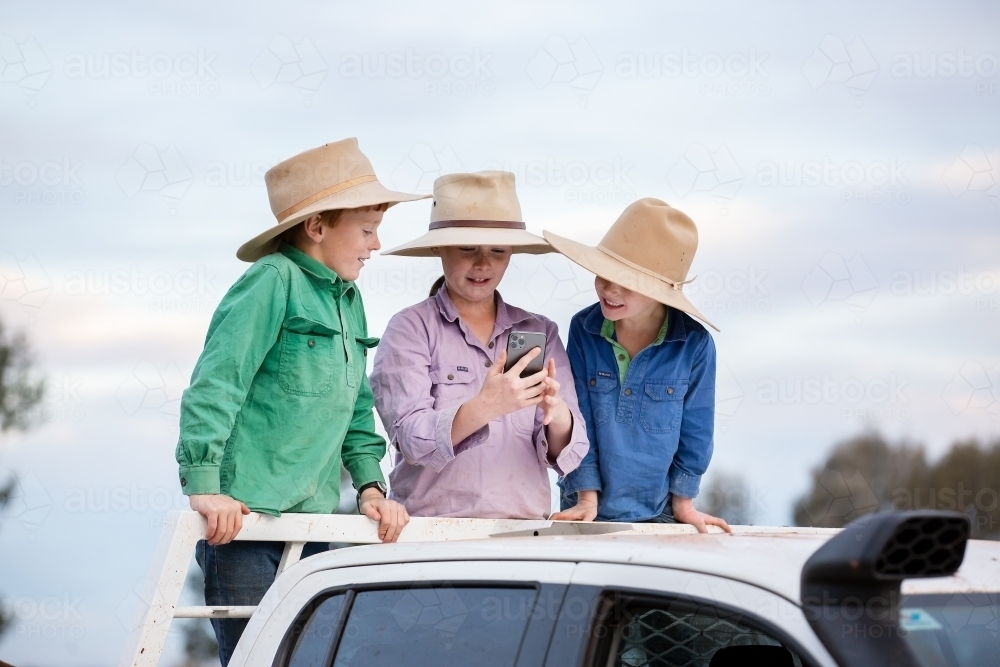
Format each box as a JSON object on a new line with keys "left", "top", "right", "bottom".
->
{"left": 488, "top": 341, "right": 494, "bottom": 349}
{"left": 667, "top": 387, "right": 673, "bottom": 395}
{"left": 180, "top": 477, "right": 187, "bottom": 487}
{"left": 624, "top": 388, "right": 632, "bottom": 396}
{"left": 617, "top": 353, "right": 625, "bottom": 361}
{"left": 447, "top": 374, "right": 454, "bottom": 380}
{"left": 590, "top": 379, "right": 596, "bottom": 386}
{"left": 307, "top": 339, "right": 315, "bottom": 347}
{"left": 485, "top": 360, "right": 492, "bottom": 368}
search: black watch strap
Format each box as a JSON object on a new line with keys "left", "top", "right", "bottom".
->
{"left": 356, "top": 481, "right": 387, "bottom": 512}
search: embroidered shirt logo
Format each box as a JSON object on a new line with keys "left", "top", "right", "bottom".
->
{"left": 457, "top": 366, "right": 469, "bottom": 372}
{"left": 597, "top": 370, "right": 613, "bottom": 378}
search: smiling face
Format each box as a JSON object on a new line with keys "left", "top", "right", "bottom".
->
{"left": 595, "top": 275, "right": 663, "bottom": 322}
{"left": 297, "top": 205, "right": 385, "bottom": 281}
{"left": 436, "top": 245, "right": 513, "bottom": 305}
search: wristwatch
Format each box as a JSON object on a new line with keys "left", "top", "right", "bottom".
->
{"left": 356, "top": 481, "right": 387, "bottom": 513}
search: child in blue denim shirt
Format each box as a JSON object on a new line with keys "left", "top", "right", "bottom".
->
{"left": 545, "top": 198, "right": 732, "bottom": 532}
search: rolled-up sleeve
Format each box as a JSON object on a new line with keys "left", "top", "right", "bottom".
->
{"left": 532, "top": 319, "right": 589, "bottom": 476}
{"left": 668, "top": 331, "right": 716, "bottom": 499}
{"left": 371, "top": 311, "right": 488, "bottom": 474}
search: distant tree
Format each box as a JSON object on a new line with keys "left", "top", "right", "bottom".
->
{"left": 796, "top": 431, "right": 1000, "bottom": 539}
{"left": 0, "top": 318, "right": 45, "bottom": 432}
{"left": 696, "top": 470, "right": 760, "bottom": 525}
{"left": 0, "top": 314, "right": 45, "bottom": 641}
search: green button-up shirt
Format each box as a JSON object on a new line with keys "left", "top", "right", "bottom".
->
{"left": 175, "top": 243, "right": 385, "bottom": 515}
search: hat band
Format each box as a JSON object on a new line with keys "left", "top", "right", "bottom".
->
{"left": 276, "top": 174, "right": 379, "bottom": 221}
{"left": 428, "top": 219, "right": 526, "bottom": 231}
{"left": 597, "top": 244, "right": 697, "bottom": 291}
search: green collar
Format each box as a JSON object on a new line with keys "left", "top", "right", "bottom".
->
{"left": 279, "top": 243, "right": 354, "bottom": 298}
{"left": 600, "top": 312, "right": 669, "bottom": 380}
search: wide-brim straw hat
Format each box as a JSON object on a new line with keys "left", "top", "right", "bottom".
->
{"left": 543, "top": 198, "right": 719, "bottom": 331}
{"left": 382, "top": 171, "right": 552, "bottom": 257}
{"left": 237, "top": 138, "right": 430, "bottom": 262}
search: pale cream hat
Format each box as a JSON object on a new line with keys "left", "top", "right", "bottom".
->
{"left": 543, "top": 198, "right": 719, "bottom": 331}
{"left": 237, "top": 138, "right": 430, "bottom": 262}
{"left": 382, "top": 171, "right": 552, "bottom": 256}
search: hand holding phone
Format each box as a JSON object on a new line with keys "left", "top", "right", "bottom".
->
{"left": 503, "top": 331, "right": 547, "bottom": 378}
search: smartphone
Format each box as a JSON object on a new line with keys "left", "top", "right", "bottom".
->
{"left": 504, "top": 331, "right": 547, "bottom": 378}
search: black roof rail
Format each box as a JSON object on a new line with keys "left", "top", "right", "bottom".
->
{"left": 800, "top": 510, "right": 970, "bottom": 667}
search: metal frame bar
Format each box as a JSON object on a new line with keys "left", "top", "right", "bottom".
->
{"left": 117, "top": 511, "right": 833, "bottom": 667}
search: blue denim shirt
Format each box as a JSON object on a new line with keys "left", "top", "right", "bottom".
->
{"left": 559, "top": 302, "right": 717, "bottom": 522}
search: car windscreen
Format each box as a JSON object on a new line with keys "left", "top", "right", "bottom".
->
{"left": 900, "top": 593, "right": 999, "bottom": 666}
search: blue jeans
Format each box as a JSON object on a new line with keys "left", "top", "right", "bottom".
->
{"left": 641, "top": 495, "right": 677, "bottom": 523}
{"left": 196, "top": 540, "right": 330, "bottom": 666}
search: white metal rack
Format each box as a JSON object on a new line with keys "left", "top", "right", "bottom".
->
{"left": 118, "top": 510, "right": 823, "bottom": 667}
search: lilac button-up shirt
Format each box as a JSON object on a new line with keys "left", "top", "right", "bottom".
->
{"left": 370, "top": 288, "right": 589, "bottom": 519}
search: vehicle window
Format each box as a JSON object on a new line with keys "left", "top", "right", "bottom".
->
{"left": 332, "top": 586, "right": 538, "bottom": 667}
{"left": 900, "top": 593, "right": 999, "bottom": 667}
{"left": 287, "top": 593, "right": 347, "bottom": 667}
{"left": 590, "top": 593, "right": 804, "bottom": 667}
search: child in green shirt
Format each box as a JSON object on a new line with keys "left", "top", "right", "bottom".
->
{"left": 175, "top": 138, "right": 427, "bottom": 665}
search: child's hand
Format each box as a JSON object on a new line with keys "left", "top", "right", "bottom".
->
{"left": 189, "top": 494, "right": 251, "bottom": 545}
{"left": 476, "top": 349, "right": 548, "bottom": 420}
{"left": 672, "top": 495, "right": 733, "bottom": 534}
{"left": 540, "top": 358, "right": 572, "bottom": 428}
{"left": 359, "top": 489, "right": 410, "bottom": 543}
{"left": 551, "top": 490, "right": 598, "bottom": 521}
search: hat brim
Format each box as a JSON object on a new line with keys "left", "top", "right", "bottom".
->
{"left": 383, "top": 227, "right": 553, "bottom": 257}
{"left": 543, "top": 231, "right": 719, "bottom": 332}
{"left": 237, "top": 180, "right": 431, "bottom": 262}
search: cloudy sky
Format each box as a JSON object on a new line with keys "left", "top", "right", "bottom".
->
{"left": 1, "top": 1, "right": 998, "bottom": 664}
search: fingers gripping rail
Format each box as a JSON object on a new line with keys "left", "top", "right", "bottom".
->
{"left": 118, "top": 510, "right": 645, "bottom": 667}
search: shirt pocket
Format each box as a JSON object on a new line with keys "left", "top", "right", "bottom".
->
{"left": 639, "top": 379, "right": 688, "bottom": 434}
{"left": 429, "top": 366, "right": 476, "bottom": 409}
{"left": 511, "top": 406, "right": 536, "bottom": 436}
{"left": 277, "top": 316, "right": 342, "bottom": 397}
{"left": 587, "top": 374, "right": 618, "bottom": 427}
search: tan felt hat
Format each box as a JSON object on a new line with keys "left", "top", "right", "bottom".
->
{"left": 544, "top": 198, "right": 719, "bottom": 331}
{"left": 382, "top": 171, "right": 553, "bottom": 257}
{"left": 237, "top": 138, "right": 430, "bottom": 262}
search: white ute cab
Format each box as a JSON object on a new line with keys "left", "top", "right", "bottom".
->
{"left": 121, "top": 510, "right": 1000, "bottom": 667}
